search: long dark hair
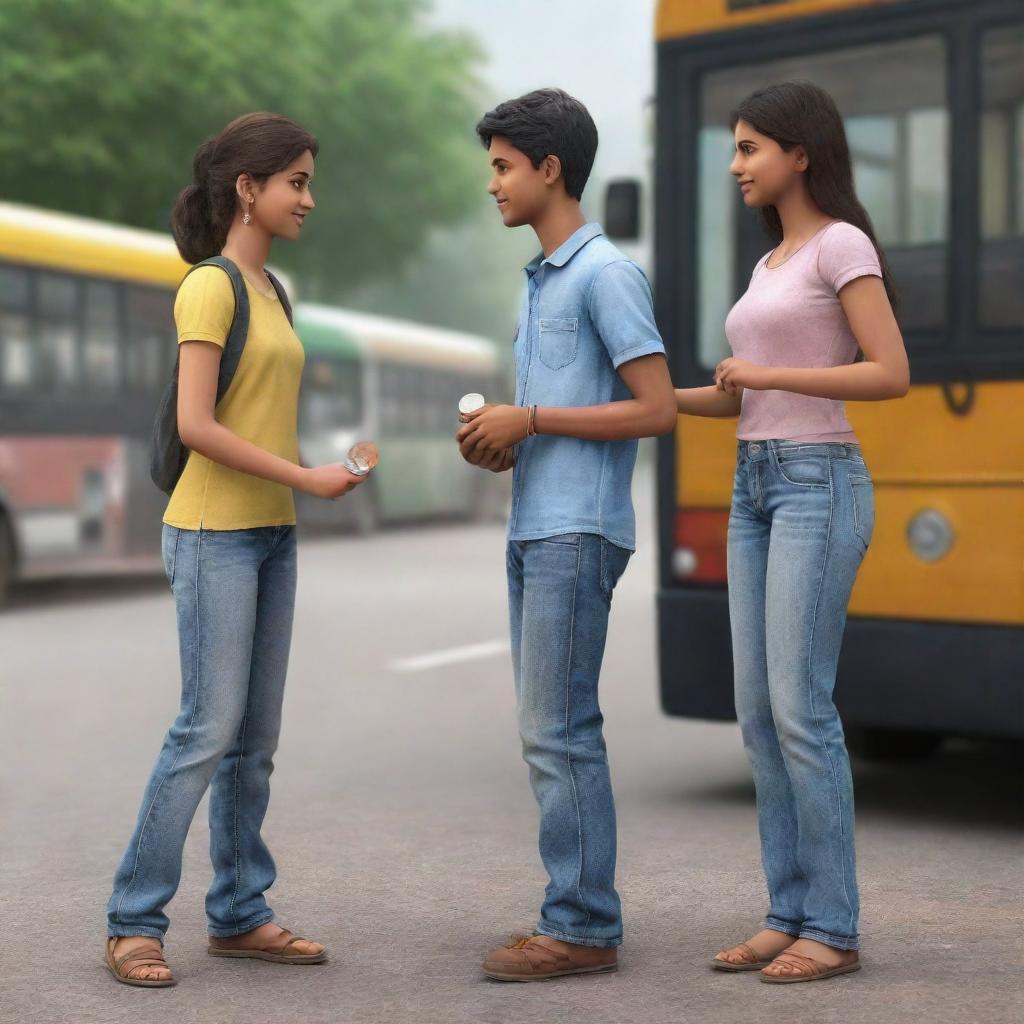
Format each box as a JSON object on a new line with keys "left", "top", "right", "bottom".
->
{"left": 170, "top": 112, "right": 319, "bottom": 265}
{"left": 731, "top": 81, "right": 898, "bottom": 310}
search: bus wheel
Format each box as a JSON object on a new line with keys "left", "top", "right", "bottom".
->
{"left": 0, "top": 515, "right": 15, "bottom": 609}
{"left": 847, "top": 726, "right": 943, "bottom": 762}
{"left": 349, "top": 482, "right": 379, "bottom": 536}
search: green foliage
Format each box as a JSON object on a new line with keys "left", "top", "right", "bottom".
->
{"left": 0, "top": 0, "right": 484, "bottom": 293}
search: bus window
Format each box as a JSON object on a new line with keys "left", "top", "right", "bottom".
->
{"left": 301, "top": 357, "right": 362, "bottom": 432}
{"left": 82, "top": 280, "right": 121, "bottom": 392}
{"left": 124, "top": 285, "right": 173, "bottom": 393}
{"left": 979, "top": 23, "right": 1024, "bottom": 330}
{"left": 697, "top": 34, "right": 948, "bottom": 368}
{"left": 0, "top": 264, "right": 32, "bottom": 392}
{"left": 36, "top": 271, "right": 80, "bottom": 391}
{"left": 380, "top": 363, "right": 404, "bottom": 436}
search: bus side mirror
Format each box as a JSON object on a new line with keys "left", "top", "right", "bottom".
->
{"left": 604, "top": 179, "right": 641, "bottom": 241}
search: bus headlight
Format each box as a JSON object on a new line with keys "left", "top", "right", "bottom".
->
{"left": 673, "top": 547, "right": 699, "bottom": 578}
{"left": 907, "top": 508, "right": 954, "bottom": 562}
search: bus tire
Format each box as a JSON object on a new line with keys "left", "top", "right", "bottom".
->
{"left": 846, "top": 726, "right": 943, "bottom": 762}
{"left": 0, "top": 512, "right": 16, "bottom": 609}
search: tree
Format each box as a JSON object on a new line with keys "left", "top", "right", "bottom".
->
{"left": 0, "top": 0, "right": 484, "bottom": 295}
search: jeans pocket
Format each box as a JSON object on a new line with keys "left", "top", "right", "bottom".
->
{"left": 776, "top": 454, "right": 831, "bottom": 488}
{"left": 161, "top": 525, "right": 180, "bottom": 587}
{"left": 849, "top": 474, "right": 874, "bottom": 548}
{"left": 538, "top": 316, "right": 579, "bottom": 370}
{"left": 600, "top": 539, "right": 632, "bottom": 599}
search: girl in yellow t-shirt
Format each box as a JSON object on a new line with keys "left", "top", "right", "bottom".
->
{"left": 105, "top": 112, "right": 364, "bottom": 987}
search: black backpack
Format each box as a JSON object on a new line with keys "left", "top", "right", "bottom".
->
{"left": 149, "top": 255, "right": 293, "bottom": 495}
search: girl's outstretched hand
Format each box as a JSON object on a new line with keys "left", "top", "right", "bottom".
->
{"left": 300, "top": 463, "right": 366, "bottom": 500}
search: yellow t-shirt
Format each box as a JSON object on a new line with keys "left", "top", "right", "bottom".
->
{"left": 162, "top": 265, "right": 305, "bottom": 531}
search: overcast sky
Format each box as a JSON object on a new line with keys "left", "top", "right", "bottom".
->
{"left": 429, "top": 0, "right": 659, "bottom": 201}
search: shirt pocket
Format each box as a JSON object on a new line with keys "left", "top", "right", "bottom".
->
{"left": 538, "top": 316, "right": 580, "bottom": 370}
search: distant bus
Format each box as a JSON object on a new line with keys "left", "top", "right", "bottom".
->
{"left": 0, "top": 201, "right": 189, "bottom": 603}
{"left": 294, "top": 304, "right": 509, "bottom": 533}
{"left": 615, "top": 0, "right": 1023, "bottom": 751}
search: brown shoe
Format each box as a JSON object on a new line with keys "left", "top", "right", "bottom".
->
{"left": 104, "top": 937, "right": 176, "bottom": 987}
{"left": 482, "top": 933, "right": 618, "bottom": 982}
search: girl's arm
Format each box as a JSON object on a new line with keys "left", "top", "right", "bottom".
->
{"left": 177, "top": 340, "right": 362, "bottom": 500}
{"left": 715, "top": 276, "right": 910, "bottom": 401}
{"left": 675, "top": 384, "right": 742, "bottom": 418}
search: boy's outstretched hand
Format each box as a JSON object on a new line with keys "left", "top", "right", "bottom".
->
{"left": 456, "top": 404, "right": 530, "bottom": 452}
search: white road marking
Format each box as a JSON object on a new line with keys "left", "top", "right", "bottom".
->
{"left": 389, "top": 639, "right": 511, "bottom": 673}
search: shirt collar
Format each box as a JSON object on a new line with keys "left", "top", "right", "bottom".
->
{"left": 524, "top": 222, "right": 604, "bottom": 276}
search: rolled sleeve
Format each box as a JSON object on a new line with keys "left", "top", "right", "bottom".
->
{"left": 588, "top": 260, "right": 666, "bottom": 369}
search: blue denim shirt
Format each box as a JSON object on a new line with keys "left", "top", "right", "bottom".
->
{"left": 509, "top": 222, "right": 666, "bottom": 551}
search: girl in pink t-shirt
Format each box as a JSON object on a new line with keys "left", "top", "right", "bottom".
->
{"left": 675, "top": 81, "right": 909, "bottom": 983}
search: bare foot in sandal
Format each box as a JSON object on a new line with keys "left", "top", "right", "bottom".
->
{"left": 208, "top": 922, "right": 326, "bottom": 963}
{"left": 760, "top": 937, "right": 859, "bottom": 983}
{"left": 106, "top": 936, "right": 174, "bottom": 986}
{"left": 711, "top": 928, "right": 796, "bottom": 970}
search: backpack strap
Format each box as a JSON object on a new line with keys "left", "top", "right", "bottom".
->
{"left": 182, "top": 255, "right": 250, "bottom": 404}
{"left": 265, "top": 269, "right": 293, "bottom": 325}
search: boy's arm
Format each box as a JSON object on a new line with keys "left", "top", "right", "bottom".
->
{"left": 457, "top": 260, "right": 676, "bottom": 451}
{"left": 536, "top": 354, "right": 676, "bottom": 439}
{"left": 456, "top": 353, "right": 676, "bottom": 451}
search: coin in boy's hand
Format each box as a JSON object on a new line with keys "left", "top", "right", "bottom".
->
{"left": 459, "top": 393, "right": 485, "bottom": 422}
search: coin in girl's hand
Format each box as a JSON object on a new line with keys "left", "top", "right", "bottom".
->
{"left": 343, "top": 440, "right": 379, "bottom": 476}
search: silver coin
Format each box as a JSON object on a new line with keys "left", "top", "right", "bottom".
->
{"left": 458, "top": 392, "right": 485, "bottom": 416}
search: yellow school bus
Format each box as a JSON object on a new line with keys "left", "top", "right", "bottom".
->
{"left": 631, "top": 0, "right": 1023, "bottom": 751}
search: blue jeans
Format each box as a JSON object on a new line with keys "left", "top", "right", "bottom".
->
{"left": 727, "top": 440, "right": 873, "bottom": 951}
{"left": 507, "top": 533, "right": 631, "bottom": 948}
{"left": 107, "top": 525, "right": 297, "bottom": 941}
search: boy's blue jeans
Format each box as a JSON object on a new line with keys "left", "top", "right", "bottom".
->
{"left": 507, "top": 532, "right": 631, "bottom": 948}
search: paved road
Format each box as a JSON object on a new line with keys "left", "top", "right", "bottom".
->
{"left": 2, "top": 474, "right": 1021, "bottom": 1024}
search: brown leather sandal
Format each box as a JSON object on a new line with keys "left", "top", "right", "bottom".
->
{"left": 760, "top": 949, "right": 861, "bottom": 984}
{"left": 710, "top": 941, "right": 777, "bottom": 972}
{"left": 207, "top": 927, "right": 327, "bottom": 965}
{"left": 104, "top": 937, "right": 175, "bottom": 987}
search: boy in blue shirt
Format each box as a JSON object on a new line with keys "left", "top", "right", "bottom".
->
{"left": 456, "top": 88, "right": 677, "bottom": 981}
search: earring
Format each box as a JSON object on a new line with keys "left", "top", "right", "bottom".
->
{"left": 243, "top": 197, "right": 253, "bottom": 226}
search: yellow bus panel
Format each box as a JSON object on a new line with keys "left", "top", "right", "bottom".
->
{"left": 675, "top": 380, "right": 1024, "bottom": 626}
{"left": 0, "top": 202, "right": 188, "bottom": 287}
{"left": 657, "top": 0, "right": 886, "bottom": 42}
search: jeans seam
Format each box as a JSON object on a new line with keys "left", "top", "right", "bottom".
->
{"left": 563, "top": 536, "right": 591, "bottom": 942}
{"left": 227, "top": 704, "right": 251, "bottom": 927}
{"left": 113, "top": 527, "right": 205, "bottom": 926}
{"left": 167, "top": 527, "right": 179, "bottom": 587}
{"left": 805, "top": 459, "right": 857, "bottom": 937}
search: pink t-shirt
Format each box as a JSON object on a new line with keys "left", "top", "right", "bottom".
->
{"left": 725, "top": 220, "right": 882, "bottom": 442}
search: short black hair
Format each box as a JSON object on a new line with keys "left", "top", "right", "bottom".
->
{"left": 476, "top": 88, "right": 598, "bottom": 201}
